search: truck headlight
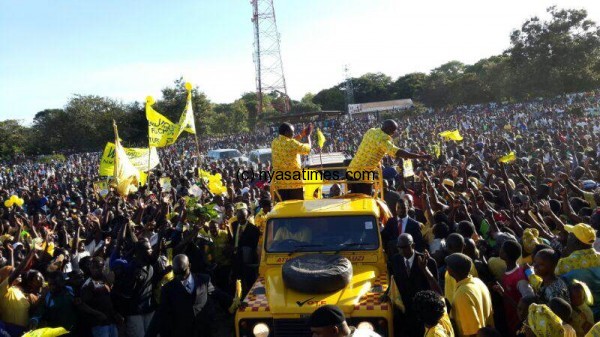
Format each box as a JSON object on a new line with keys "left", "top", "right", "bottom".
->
{"left": 253, "top": 322, "right": 270, "bottom": 337}
{"left": 357, "top": 321, "right": 374, "bottom": 330}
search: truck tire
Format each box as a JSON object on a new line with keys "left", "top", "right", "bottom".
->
{"left": 282, "top": 254, "right": 353, "bottom": 294}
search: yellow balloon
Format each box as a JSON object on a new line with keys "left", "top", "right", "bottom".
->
{"left": 10, "top": 195, "right": 19, "bottom": 202}
{"left": 184, "top": 82, "right": 193, "bottom": 91}
{"left": 15, "top": 198, "right": 24, "bottom": 207}
{"left": 4, "top": 200, "right": 13, "bottom": 207}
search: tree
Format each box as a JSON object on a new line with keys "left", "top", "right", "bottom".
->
{"left": 0, "top": 120, "right": 31, "bottom": 158}
{"left": 508, "top": 7, "right": 600, "bottom": 98}
{"left": 313, "top": 86, "right": 345, "bottom": 111}
{"left": 352, "top": 73, "right": 393, "bottom": 103}
{"left": 390, "top": 73, "right": 427, "bottom": 100}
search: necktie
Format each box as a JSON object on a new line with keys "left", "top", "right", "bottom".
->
{"left": 405, "top": 258, "right": 411, "bottom": 276}
{"left": 397, "top": 218, "right": 403, "bottom": 235}
{"left": 235, "top": 223, "right": 247, "bottom": 249}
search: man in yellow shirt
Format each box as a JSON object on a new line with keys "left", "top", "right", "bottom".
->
{"left": 347, "top": 120, "right": 430, "bottom": 195}
{"left": 444, "top": 234, "right": 478, "bottom": 303}
{"left": 271, "top": 123, "right": 312, "bottom": 201}
{"left": 446, "top": 253, "right": 494, "bottom": 337}
{"left": 0, "top": 247, "right": 35, "bottom": 336}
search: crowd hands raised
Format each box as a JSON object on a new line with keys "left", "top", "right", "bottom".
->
{"left": 0, "top": 89, "right": 599, "bottom": 337}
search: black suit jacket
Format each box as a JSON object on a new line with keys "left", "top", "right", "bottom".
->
{"left": 231, "top": 221, "right": 260, "bottom": 263}
{"left": 150, "top": 273, "right": 232, "bottom": 337}
{"left": 381, "top": 216, "right": 426, "bottom": 253}
{"left": 389, "top": 252, "right": 438, "bottom": 308}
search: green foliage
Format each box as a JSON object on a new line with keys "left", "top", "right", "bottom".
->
{"left": 0, "top": 120, "right": 31, "bottom": 159}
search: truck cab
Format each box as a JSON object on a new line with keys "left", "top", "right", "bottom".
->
{"left": 235, "top": 173, "right": 393, "bottom": 337}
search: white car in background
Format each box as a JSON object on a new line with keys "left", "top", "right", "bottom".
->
{"left": 248, "top": 148, "right": 272, "bottom": 164}
{"left": 207, "top": 149, "right": 248, "bottom": 163}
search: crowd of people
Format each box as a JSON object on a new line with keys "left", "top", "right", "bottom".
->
{"left": 0, "top": 89, "right": 600, "bottom": 337}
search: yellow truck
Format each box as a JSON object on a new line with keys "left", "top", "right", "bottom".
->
{"left": 235, "top": 189, "right": 394, "bottom": 337}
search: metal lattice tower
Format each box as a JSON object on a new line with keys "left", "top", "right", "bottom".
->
{"left": 344, "top": 65, "right": 355, "bottom": 113}
{"left": 251, "top": 0, "right": 289, "bottom": 114}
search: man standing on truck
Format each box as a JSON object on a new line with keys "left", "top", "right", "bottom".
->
{"left": 271, "top": 123, "right": 312, "bottom": 201}
{"left": 347, "top": 120, "right": 430, "bottom": 196}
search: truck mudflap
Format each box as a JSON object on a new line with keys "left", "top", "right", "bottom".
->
{"left": 353, "top": 273, "right": 389, "bottom": 311}
{"left": 239, "top": 277, "right": 270, "bottom": 312}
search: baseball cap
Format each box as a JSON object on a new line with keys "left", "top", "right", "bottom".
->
{"left": 564, "top": 223, "right": 596, "bottom": 245}
{"left": 443, "top": 179, "right": 455, "bottom": 188}
{"left": 309, "top": 305, "right": 345, "bottom": 328}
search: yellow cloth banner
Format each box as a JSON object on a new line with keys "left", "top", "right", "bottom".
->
{"left": 146, "top": 96, "right": 178, "bottom": 147}
{"left": 176, "top": 82, "right": 196, "bottom": 137}
{"left": 498, "top": 151, "right": 516, "bottom": 163}
{"left": 99, "top": 142, "right": 159, "bottom": 176}
{"left": 439, "top": 130, "right": 463, "bottom": 141}
{"left": 316, "top": 128, "right": 326, "bottom": 149}
{"left": 113, "top": 122, "right": 140, "bottom": 196}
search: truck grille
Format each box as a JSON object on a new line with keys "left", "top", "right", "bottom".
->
{"left": 273, "top": 319, "right": 311, "bottom": 337}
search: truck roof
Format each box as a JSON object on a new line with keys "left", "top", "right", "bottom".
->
{"left": 268, "top": 197, "right": 381, "bottom": 219}
{"left": 304, "top": 152, "right": 348, "bottom": 167}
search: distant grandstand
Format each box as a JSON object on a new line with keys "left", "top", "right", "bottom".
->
{"left": 348, "top": 99, "right": 414, "bottom": 115}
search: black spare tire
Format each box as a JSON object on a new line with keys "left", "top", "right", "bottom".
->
{"left": 282, "top": 254, "right": 353, "bottom": 294}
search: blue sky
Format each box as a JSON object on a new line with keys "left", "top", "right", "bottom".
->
{"left": 2, "top": 0, "right": 600, "bottom": 123}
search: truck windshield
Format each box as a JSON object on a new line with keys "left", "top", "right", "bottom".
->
{"left": 265, "top": 215, "right": 379, "bottom": 253}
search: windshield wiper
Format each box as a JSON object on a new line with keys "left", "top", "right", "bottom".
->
{"left": 288, "top": 244, "right": 324, "bottom": 256}
{"left": 334, "top": 242, "right": 371, "bottom": 254}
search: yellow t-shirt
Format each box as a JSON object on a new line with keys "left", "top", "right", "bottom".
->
{"left": 0, "top": 277, "right": 30, "bottom": 327}
{"left": 445, "top": 263, "right": 478, "bottom": 303}
{"left": 426, "top": 312, "right": 455, "bottom": 337}
{"left": 451, "top": 276, "right": 494, "bottom": 336}
{"left": 271, "top": 135, "right": 311, "bottom": 189}
{"left": 347, "top": 128, "right": 400, "bottom": 182}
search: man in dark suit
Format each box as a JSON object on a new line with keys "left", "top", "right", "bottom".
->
{"left": 381, "top": 199, "right": 426, "bottom": 257}
{"left": 148, "top": 254, "right": 236, "bottom": 337}
{"left": 390, "top": 234, "right": 439, "bottom": 337}
{"left": 231, "top": 206, "right": 260, "bottom": 293}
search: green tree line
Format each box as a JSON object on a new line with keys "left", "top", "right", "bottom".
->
{"left": 1, "top": 7, "right": 599, "bottom": 158}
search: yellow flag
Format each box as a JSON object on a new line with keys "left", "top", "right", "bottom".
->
{"left": 198, "top": 169, "right": 228, "bottom": 195}
{"left": 99, "top": 142, "right": 159, "bottom": 176}
{"left": 146, "top": 96, "right": 178, "bottom": 147}
{"left": 316, "top": 128, "right": 326, "bottom": 149}
{"left": 176, "top": 82, "right": 196, "bottom": 137}
{"left": 113, "top": 121, "right": 140, "bottom": 196}
{"left": 439, "top": 130, "right": 463, "bottom": 141}
{"left": 498, "top": 151, "right": 516, "bottom": 163}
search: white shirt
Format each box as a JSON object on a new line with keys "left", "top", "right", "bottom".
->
{"left": 85, "top": 240, "right": 103, "bottom": 255}
{"left": 405, "top": 252, "right": 416, "bottom": 271}
{"left": 399, "top": 216, "right": 409, "bottom": 234}
{"left": 182, "top": 273, "right": 195, "bottom": 294}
